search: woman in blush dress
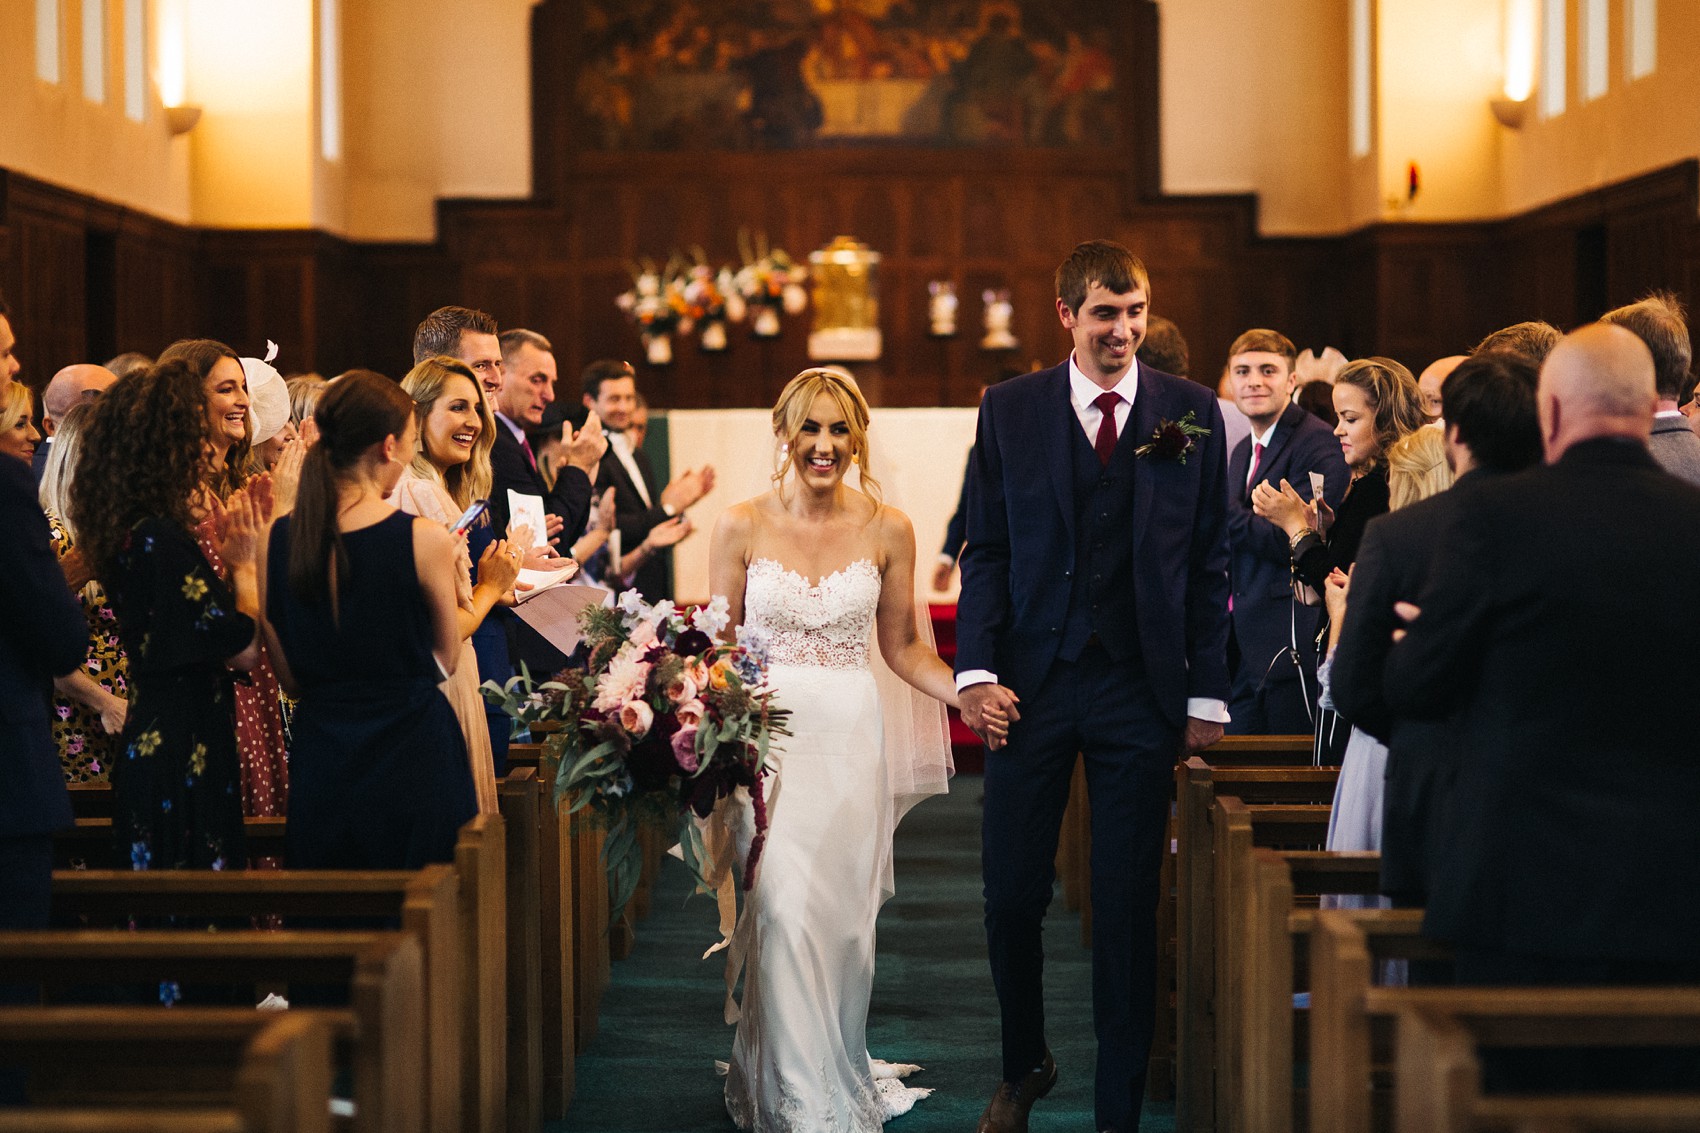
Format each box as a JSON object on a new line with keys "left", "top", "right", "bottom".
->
{"left": 158, "top": 339, "right": 292, "bottom": 825}
{"left": 706, "top": 368, "right": 1005, "bottom": 1132}
{"left": 72, "top": 363, "right": 265, "bottom": 871}
{"left": 391, "top": 355, "right": 525, "bottom": 815}
{"left": 257, "top": 372, "right": 477, "bottom": 870}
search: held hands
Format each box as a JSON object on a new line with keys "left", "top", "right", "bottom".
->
{"left": 930, "top": 560, "right": 955, "bottom": 593}
{"left": 959, "top": 682, "right": 1021, "bottom": 752}
{"left": 660, "top": 465, "right": 716, "bottom": 512}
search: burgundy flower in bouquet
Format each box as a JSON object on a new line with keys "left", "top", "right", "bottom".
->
{"left": 483, "top": 592, "right": 788, "bottom": 919}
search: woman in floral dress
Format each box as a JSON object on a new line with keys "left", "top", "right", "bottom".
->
{"left": 36, "top": 402, "right": 130, "bottom": 783}
{"left": 72, "top": 362, "right": 264, "bottom": 871}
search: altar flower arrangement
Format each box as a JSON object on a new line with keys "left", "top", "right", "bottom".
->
{"left": 483, "top": 592, "right": 787, "bottom": 919}
{"left": 732, "top": 232, "right": 808, "bottom": 336}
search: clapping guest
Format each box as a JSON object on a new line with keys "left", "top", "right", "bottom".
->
{"left": 392, "top": 356, "right": 526, "bottom": 814}
{"left": 37, "top": 402, "right": 130, "bottom": 783}
{"left": 157, "top": 339, "right": 292, "bottom": 823}
{"left": 72, "top": 362, "right": 264, "bottom": 870}
{"left": 1254, "top": 357, "right": 1425, "bottom": 759}
{"left": 257, "top": 372, "right": 476, "bottom": 869}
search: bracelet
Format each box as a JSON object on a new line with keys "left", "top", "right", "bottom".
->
{"left": 1289, "top": 527, "right": 1318, "bottom": 552}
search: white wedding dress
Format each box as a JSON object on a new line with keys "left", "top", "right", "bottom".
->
{"left": 721, "top": 556, "right": 937, "bottom": 1132}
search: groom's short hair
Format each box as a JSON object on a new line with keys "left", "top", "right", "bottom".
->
{"left": 1056, "top": 240, "right": 1150, "bottom": 313}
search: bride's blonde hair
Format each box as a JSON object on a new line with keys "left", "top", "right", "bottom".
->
{"left": 771, "top": 367, "right": 882, "bottom": 504}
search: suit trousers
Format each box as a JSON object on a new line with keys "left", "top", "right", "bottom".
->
{"left": 982, "top": 641, "right": 1179, "bottom": 1132}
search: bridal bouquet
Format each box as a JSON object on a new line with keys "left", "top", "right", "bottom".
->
{"left": 484, "top": 592, "right": 787, "bottom": 918}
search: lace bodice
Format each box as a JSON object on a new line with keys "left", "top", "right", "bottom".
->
{"left": 744, "top": 557, "right": 879, "bottom": 671}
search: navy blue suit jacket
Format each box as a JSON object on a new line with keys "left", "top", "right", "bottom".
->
{"left": 1226, "top": 403, "right": 1348, "bottom": 679}
{"left": 956, "top": 361, "right": 1232, "bottom": 725}
{"left": 0, "top": 457, "right": 85, "bottom": 838}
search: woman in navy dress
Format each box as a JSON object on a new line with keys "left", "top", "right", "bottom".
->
{"left": 257, "top": 371, "right": 477, "bottom": 869}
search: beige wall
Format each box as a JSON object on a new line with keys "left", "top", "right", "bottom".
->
{"left": 0, "top": 0, "right": 192, "bottom": 222}
{"left": 1158, "top": 0, "right": 1352, "bottom": 235}
{"left": 340, "top": 0, "right": 535, "bottom": 241}
{"left": 1499, "top": 2, "right": 1700, "bottom": 217}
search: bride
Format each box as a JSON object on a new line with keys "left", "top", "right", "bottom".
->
{"left": 707, "top": 368, "right": 1007, "bottom": 1131}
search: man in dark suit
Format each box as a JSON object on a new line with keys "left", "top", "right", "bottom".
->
{"left": 580, "top": 359, "right": 712, "bottom": 601}
{"left": 1328, "top": 352, "right": 1540, "bottom": 905}
{"left": 33, "top": 363, "right": 118, "bottom": 481}
{"left": 1602, "top": 292, "right": 1700, "bottom": 486}
{"left": 957, "top": 240, "right": 1232, "bottom": 1133}
{"left": 1223, "top": 328, "right": 1347, "bottom": 734}
{"left": 1385, "top": 324, "right": 1700, "bottom": 1008}
{"left": 1, "top": 406, "right": 87, "bottom": 933}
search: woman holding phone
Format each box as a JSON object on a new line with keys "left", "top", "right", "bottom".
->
{"left": 391, "top": 356, "right": 526, "bottom": 813}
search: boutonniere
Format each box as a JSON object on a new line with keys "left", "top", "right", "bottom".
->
{"left": 1134, "top": 410, "right": 1211, "bottom": 464}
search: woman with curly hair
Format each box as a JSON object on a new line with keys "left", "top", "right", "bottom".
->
{"left": 257, "top": 371, "right": 476, "bottom": 869}
{"left": 157, "top": 339, "right": 291, "bottom": 823}
{"left": 390, "top": 355, "right": 523, "bottom": 814}
{"left": 71, "top": 361, "right": 264, "bottom": 870}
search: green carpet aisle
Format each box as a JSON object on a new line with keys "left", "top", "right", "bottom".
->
{"left": 556, "top": 777, "right": 1177, "bottom": 1132}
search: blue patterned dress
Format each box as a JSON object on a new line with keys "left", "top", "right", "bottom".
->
{"left": 102, "top": 518, "right": 252, "bottom": 870}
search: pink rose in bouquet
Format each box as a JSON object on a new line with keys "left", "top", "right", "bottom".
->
{"left": 675, "top": 698, "right": 706, "bottom": 729}
{"left": 666, "top": 673, "right": 699, "bottom": 704}
{"left": 619, "top": 700, "right": 654, "bottom": 738}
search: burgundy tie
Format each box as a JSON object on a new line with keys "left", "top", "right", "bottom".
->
{"left": 1093, "top": 391, "right": 1122, "bottom": 467}
{"left": 519, "top": 433, "right": 538, "bottom": 473}
{"left": 1246, "top": 441, "right": 1264, "bottom": 492}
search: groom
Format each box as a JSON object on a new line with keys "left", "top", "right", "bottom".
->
{"left": 957, "top": 240, "right": 1232, "bottom": 1133}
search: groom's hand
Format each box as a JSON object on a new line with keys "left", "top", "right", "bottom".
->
{"left": 1182, "top": 716, "right": 1224, "bottom": 754}
{"left": 961, "top": 683, "right": 1020, "bottom": 751}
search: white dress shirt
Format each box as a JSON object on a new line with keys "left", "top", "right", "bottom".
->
{"left": 957, "top": 354, "right": 1230, "bottom": 725}
{"left": 608, "top": 431, "right": 653, "bottom": 509}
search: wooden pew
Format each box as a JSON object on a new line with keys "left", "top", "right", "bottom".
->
{"left": 532, "top": 758, "right": 578, "bottom": 1118}
{"left": 0, "top": 930, "right": 423, "bottom": 1133}
{"left": 1309, "top": 907, "right": 1450, "bottom": 1133}
{"left": 49, "top": 865, "right": 458, "bottom": 1133}
{"left": 1175, "top": 760, "right": 1341, "bottom": 1133}
{"left": 1228, "top": 846, "right": 1385, "bottom": 1133}
{"left": 55, "top": 816, "right": 289, "bottom": 868}
{"left": 500, "top": 767, "right": 545, "bottom": 1133}
{"left": 0, "top": 1008, "right": 332, "bottom": 1133}
{"left": 1391, "top": 988, "right": 1700, "bottom": 1133}
{"left": 453, "top": 812, "right": 508, "bottom": 1133}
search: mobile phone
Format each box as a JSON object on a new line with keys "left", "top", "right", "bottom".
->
{"left": 451, "top": 498, "right": 489, "bottom": 535}
{"left": 1308, "top": 471, "right": 1326, "bottom": 501}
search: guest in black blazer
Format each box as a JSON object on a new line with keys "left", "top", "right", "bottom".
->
{"left": 1386, "top": 324, "right": 1700, "bottom": 992}
{"left": 581, "top": 359, "right": 710, "bottom": 601}
{"left": 1222, "top": 329, "right": 1348, "bottom": 734}
{"left": 1328, "top": 352, "right": 1540, "bottom": 904}
{"left": 0, "top": 441, "right": 95, "bottom": 930}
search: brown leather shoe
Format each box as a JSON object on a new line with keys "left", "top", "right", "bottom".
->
{"left": 975, "top": 1051, "right": 1057, "bottom": 1133}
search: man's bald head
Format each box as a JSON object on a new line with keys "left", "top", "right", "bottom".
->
{"left": 42, "top": 364, "right": 119, "bottom": 435}
{"left": 1537, "top": 323, "right": 1657, "bottom": 462}
{"left": 1417, "top": 354, "right": 1465, "bottom": 422}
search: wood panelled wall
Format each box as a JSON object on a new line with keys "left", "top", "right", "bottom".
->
{"left": 5, "top": 159, "right": 1693, "bottom": 405}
